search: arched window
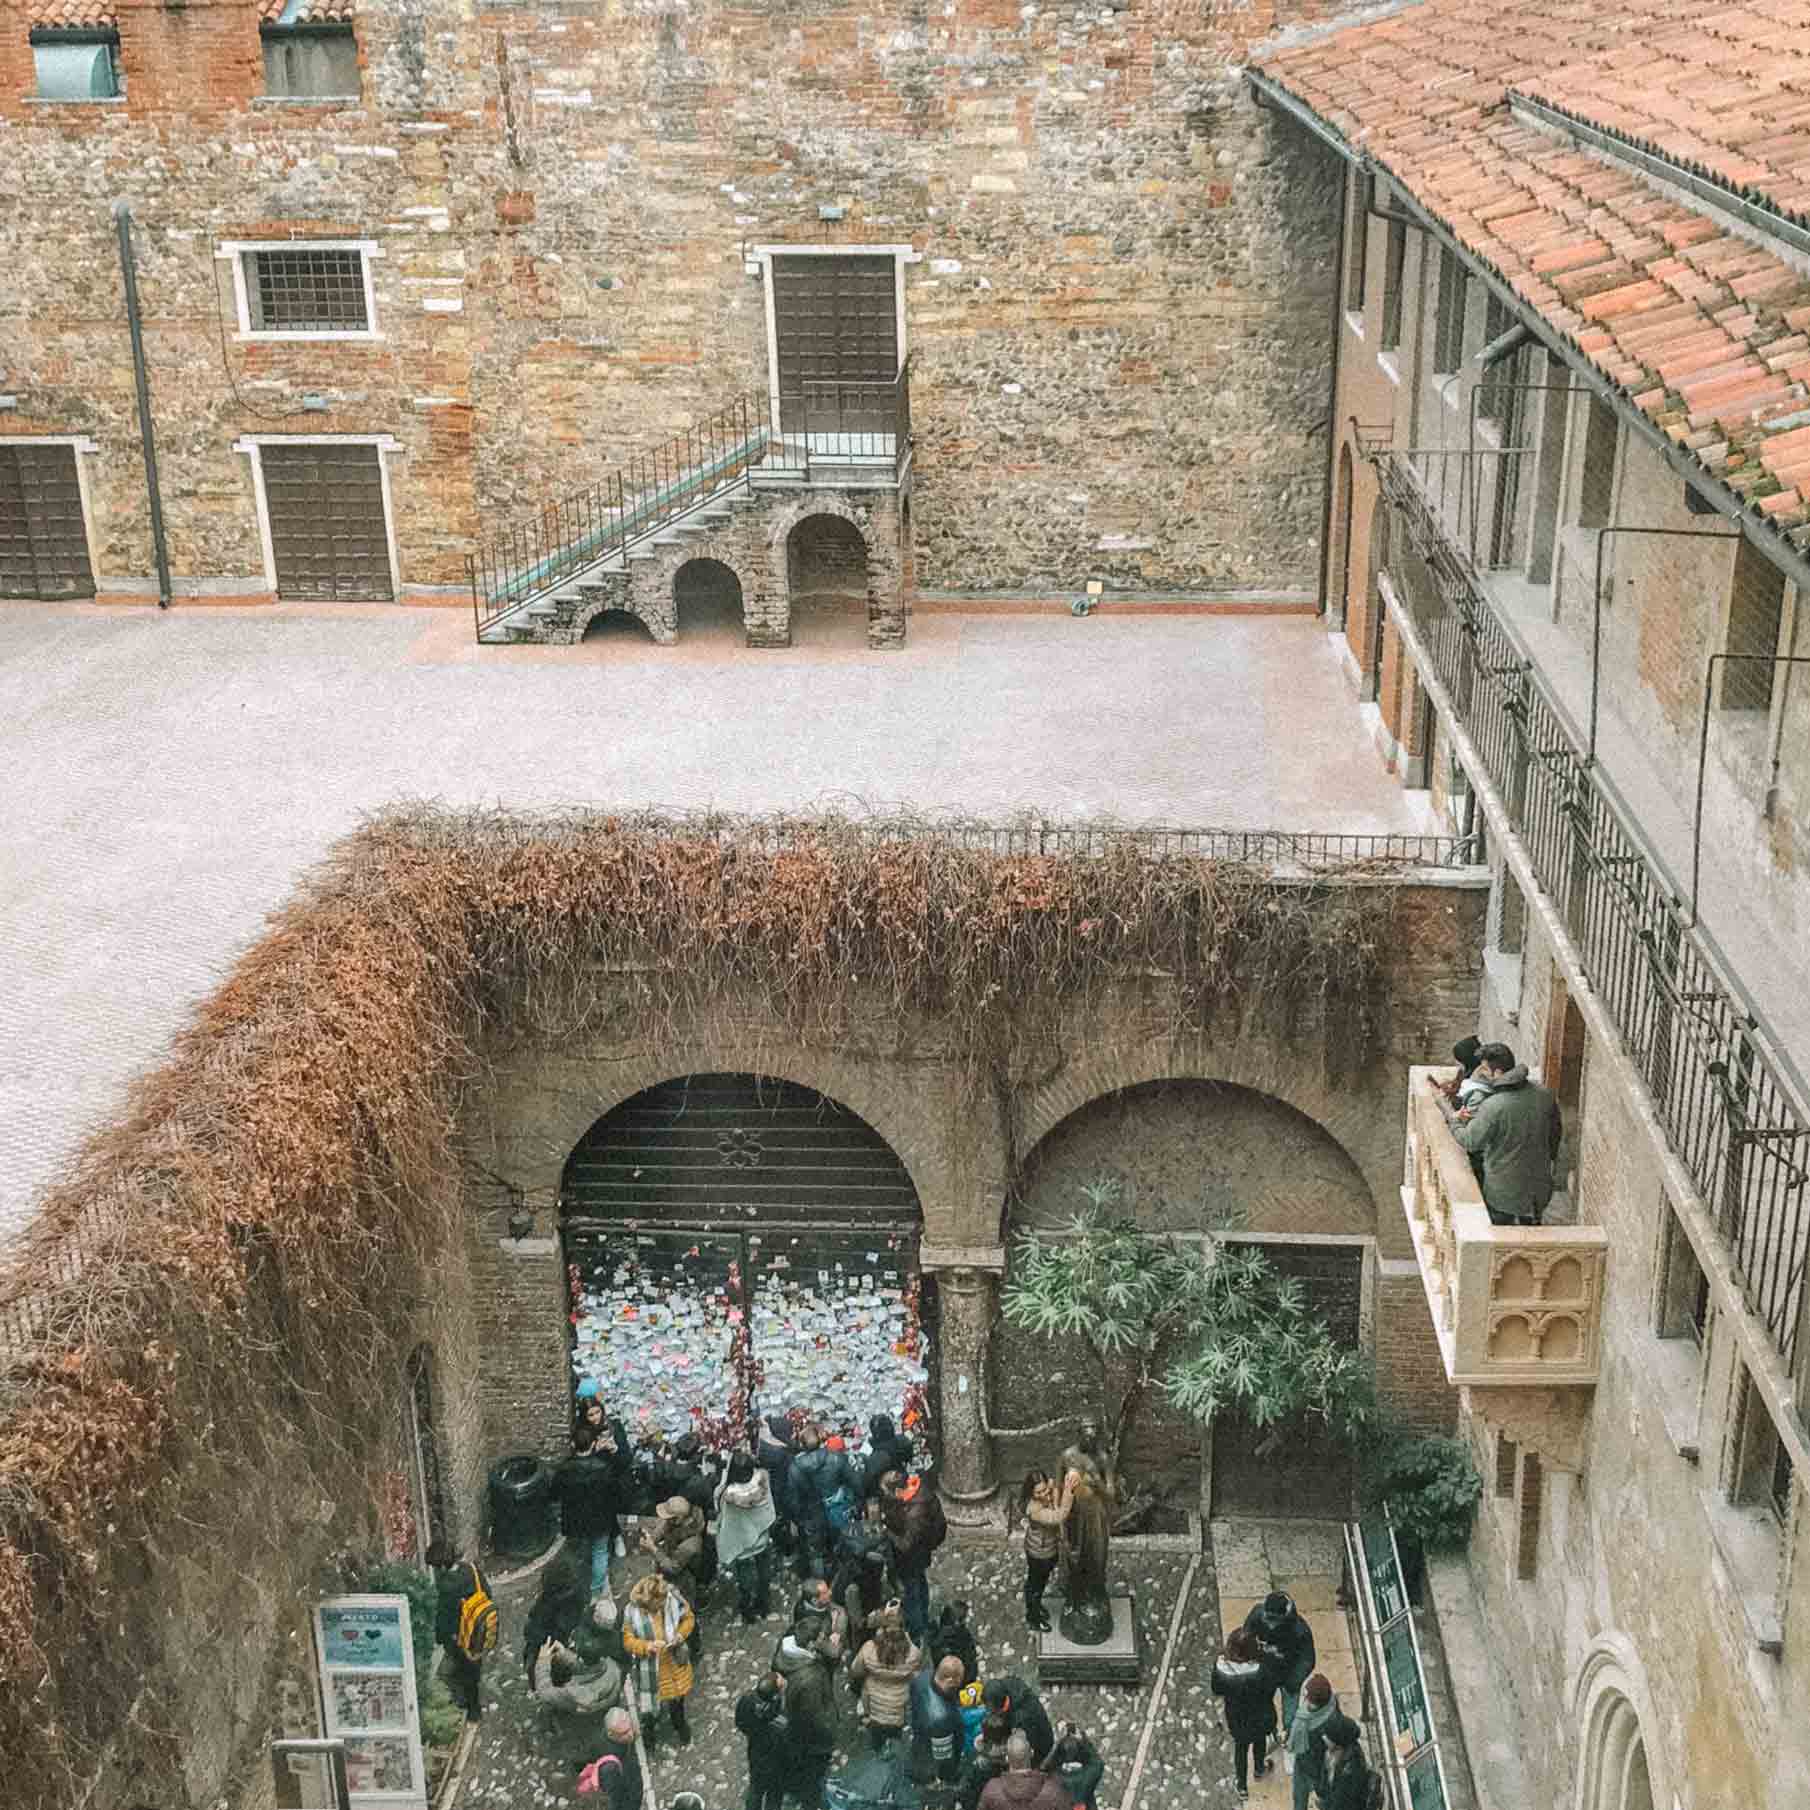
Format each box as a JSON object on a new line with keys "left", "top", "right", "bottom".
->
{"left": 1574, "top": 1639, "right": 1666, "bottom": 1810}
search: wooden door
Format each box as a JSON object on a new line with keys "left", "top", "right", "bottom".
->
{"left": 771, "top": 255, "right": 898, "bottom": 437}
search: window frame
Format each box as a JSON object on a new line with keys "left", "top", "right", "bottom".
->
{"left": 1380, "top": 217, "right": 1408, "bottom": 353}
{"left": 1345, "top": 169, "right": 1369, "bottom": 319}
{"left": 232, "top": 433, "right": 404, "bottom": 601}
{"left": 28, "top": 26, "right": 123, "bottom": 102}
{"left": 0, "top": 433, "right": 104, "bottom": 597}
{"left": 259, "top": 21, "right": 361, "bottom": 101}
{"left": 218, "top": 239, "right": 382, "bottom": 343}
{"left": 1432, "top": 249, "right": 1466, "bottom": 375}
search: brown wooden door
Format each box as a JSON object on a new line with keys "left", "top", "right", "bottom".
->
{"left": 771, "top": 255, "right": 898, "bottom": 437}
{"left": 0, "top": 444, "right": 95, "bottom": 600}
{"left": 261, "top": 442, "right": 393, "bottom": 600}
{"left": 1209, "top": 1241, "right": 1364, "bottom": 1519}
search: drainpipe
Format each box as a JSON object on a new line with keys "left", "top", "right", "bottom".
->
{"left": 1314, "top": 163, "right": 1348, "bottom": 618}
{"left": 113, "top": 200, "right": 172, "bottom": 608}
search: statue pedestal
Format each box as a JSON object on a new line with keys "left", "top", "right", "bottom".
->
{"left": 1035, "top": 1593, "right": 1142, "bottom": 1685}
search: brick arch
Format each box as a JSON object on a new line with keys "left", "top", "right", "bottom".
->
{"left": 767, "top": 493, "right": 876, "bottom": 644}
{"left": 505, "top": 1044, "right": 958, "bottom": 1242}
{"left": 565, "top": 524, "right": 768, "bottom": 647}
{"left": 1010, "top": 1045, "right": 1383, "bottom": 1231}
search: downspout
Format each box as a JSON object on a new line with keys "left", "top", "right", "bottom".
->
{"left": 1314, "top": 164, "right": 1349, "bottom": 616}
{"left": 1252, "top": 75, "right": 1356, "bottom": 620}
{"left": 113, "top": 201, "right": 172, "bottom": 608}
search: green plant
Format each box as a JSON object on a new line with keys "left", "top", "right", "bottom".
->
{"left": 1364, "top": 1433, "right": 1484, "bottom": 1552}
{"left": 1001, "top": 1180, "right": 1378, "bottom": 1479}
{"left": 419, "top": 1673, "right": 465, "bottom": 1751}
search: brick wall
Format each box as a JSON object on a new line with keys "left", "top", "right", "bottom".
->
{"left": 3, "top": 0, "right": 1348, "bottom": 606}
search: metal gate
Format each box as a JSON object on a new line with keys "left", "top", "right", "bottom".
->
{"left": 1209, "top": 1241, "right": 1365, "bottom": 1519}
{"left": 0, "top": 443, "right": 94, "bottom": 599}
{"left": 771, "top": 255, "right": 898, "bottom": 437}
{"left": 261, "top": 442, "right": 393, "bottom": 600}
{"left": 563, "top": 1075, "right": 932, "bottom": 1456}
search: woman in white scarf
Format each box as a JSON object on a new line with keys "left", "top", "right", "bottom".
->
{"left": 622, "top": 1571, "right": 696, "bottom": 1748}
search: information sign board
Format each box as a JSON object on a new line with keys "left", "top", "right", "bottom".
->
{"left": 1381, "top": 1615, "right": 1434, "bottom": 1754}
{"left": 1405, "top": 1744, "right": 1452, "bottom": 1810}
{"left": 313, "top": 1596, "right": 426, "bottom": 1810}
{"left": 1361, "top": 1518, "right": 1409, "bottom": 1626}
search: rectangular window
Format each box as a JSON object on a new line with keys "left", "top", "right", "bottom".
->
{"left": 244, "top": 247, "right": 370, "bottom": 333}
{"left": 1380, "top": 219, "right": 1408, "bottom": 352}
{"left": 1433, "top": 250, "right": 1467, "bottom": 375}
{"left": 1657, "top": 1209, "right": 1709, "bottom": 1344}
{"left": 1577, "top": 394, "right": 1620, "bottom": 529}
{"left": 0, "top": 443, "right": 96, "bottom": 600}
{"left": 31, "top": 29, "right": 121, "bottom": 100}
{"left": 1719, "top": 540, "right": 1788, "bottom": 711}
{"left": 1346, "top": 172, "right": 1369, "bottom": 315}
{"left": 1494, "top": 1434, "right": 1519, "bottom": 1498}
{"left": 1730, "top": 1367, "right": 1795, "bottom": 1527}
{"left": 262, "top": 25, "right": 360, "bottom": 98}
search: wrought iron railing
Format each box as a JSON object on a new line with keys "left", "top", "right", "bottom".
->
{"left": 468, "top": 359, "right": 913, "bottom": 638}
{"left": 1376, "top": 448, "right": 1810, "bottom": 1384}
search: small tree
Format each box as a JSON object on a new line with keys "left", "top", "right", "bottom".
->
{"left": 1000, "top": 1181, "right": 1376, "bottom": 1485}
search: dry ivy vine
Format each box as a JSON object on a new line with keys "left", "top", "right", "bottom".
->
{"left": 0, "top": 806, "right": 1402, "bottom": 1806}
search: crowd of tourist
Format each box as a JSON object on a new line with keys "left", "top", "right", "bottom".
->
{"left": 428, "top": 1402, "right": 1376, "bottom": 1809}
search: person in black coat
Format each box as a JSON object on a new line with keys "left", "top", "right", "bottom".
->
{"left": 1317, "top": 1714, "right": 1375, "bottom": 1810}
{"left": 862, "top": 1413, "right": 915, "bottom": 1498}
{"left": 735, "top": 1671, "right": 791, "bottom": 1810}
{"left": 1243, "top": 1591, "right": 1317, "bottom": 1735}
{"left": 982, "top": 1676, "right": 1055, "bottom": 1764}
{"left": 928, "top": 1600, "right": 980, "bottom": 1688}
{"left": 523, "top": 1551, "right": 590, "bottom": 1692}
{"left": 427, "top": 1540, "right": 488, "bottom": 1723}
{"left": 585, "top": 1707, "right": 644, "bottom": 1810}
{"left": 790, "top": 1424, "right": 860, "bottom": 1579}
{"left": 1043, "top": 1723, "right": 1105, "bottom": 1810}
{"left": 755, "top": 1413, "right": 800, "bottom": 1553}
{"left": 1212, "top": 1628, "right": 1281, "bottom": 1799}
{"left": 553, "top": 1431, "right": 625, "bottom": 1600}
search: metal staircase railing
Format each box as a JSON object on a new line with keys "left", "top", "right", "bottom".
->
{"left": 469, "top": 360, "right": 912, "bottom": 640}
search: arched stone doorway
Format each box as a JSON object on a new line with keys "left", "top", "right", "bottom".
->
{"left": 785, "top": 512, "right": 871, "bottom": 644}
{"left": 673, "top": 556, "right": 746, "bottom": 642}
{"left": 581, "top": 607, "right": 657, "bottom": 645}
{"left": 560, "top": 1073, "right": 934, "bottom": 1457}
{"left": 1329, "top": 445, "right": 1355, "bottom": 628}
{"left": 1001, "top": 1079, "right": 1374, "bottom": 1519}
{"left": 1575, "top": 1640, "right": 1664, "bottom": 1810}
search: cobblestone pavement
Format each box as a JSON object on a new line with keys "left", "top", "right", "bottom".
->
{"left": 461, "top": 1531, "right": 1237, "bottom": 1810}
{"left": 0, "top": 602, "right": 1432, "bottom": 1242}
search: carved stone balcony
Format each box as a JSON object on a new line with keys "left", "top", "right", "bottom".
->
{"left": 1401, "top": 1068, "right": 1607, "bottom": 1452}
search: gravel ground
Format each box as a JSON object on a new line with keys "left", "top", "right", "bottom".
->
{"left": 457, "top": 1535, "right": 1242, "bottom": 1810}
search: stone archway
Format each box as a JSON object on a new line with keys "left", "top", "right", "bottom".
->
{"left": 558, "top": 1072, "right": 935, "bottom": 1459}
{"left": 580, "top": 606, "right": 657, "bottom": 645}
{"left": 673, "top": 556, "right": 745, "bottom": 642}
{"left": 785, "top": 511, "right": 871, "bottom": 645}
{"left": 1001, "top": 1076, "right": 1376, "bottom": 1519}
{"left": 1574, "top": 1638, "right": 1669, "bottom": 1810}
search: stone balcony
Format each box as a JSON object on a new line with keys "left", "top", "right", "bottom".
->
{"left": 1401, "top": 1067, "right": 1608, "bottom": 1463}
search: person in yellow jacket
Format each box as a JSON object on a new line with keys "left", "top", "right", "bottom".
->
{"left": 622, "top": 1571, "right": 696, "bottom": 1749}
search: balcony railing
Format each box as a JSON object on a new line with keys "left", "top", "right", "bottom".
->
{"left": 469, "top": 360, "right": 912, "bottom": 639}
{"left": 1375, "top": 447, "right": 1810, "bottom": 1391}
{"left": 1401, "top": 1067, "right": 1607, "bottom": 1388}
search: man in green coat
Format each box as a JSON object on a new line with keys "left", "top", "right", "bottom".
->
{"left": 1448, "top": 1042, "right": 1562, "bottom": 1225}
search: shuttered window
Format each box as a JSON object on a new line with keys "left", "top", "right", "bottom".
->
{"left": 260, "top": 442, "right": 393, "bottom": 600}
{"left": 0, "top": 444, "right": 95, "bottom": 600}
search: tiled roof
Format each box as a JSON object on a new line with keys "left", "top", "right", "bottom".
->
{"left": 258, "top": 0, "right": 356, "bottom": 23}
{"left": 1258, "top": 3, "right": 1810, "bottom": 544}
{"left": 28, "top": 0, "right": 120, "bottom": 28}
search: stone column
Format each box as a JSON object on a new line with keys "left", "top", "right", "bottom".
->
{"left": 924, "top": 1248, "right": 1005, "bottom": 1523}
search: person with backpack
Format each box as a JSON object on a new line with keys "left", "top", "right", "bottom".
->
{"left": 792, "top": 1423, "right": 862, "bottom": 1580}
{"left": 1316, "top": 1713, "right": 1379, "bottom": 1810}
{"left": 880, "top": 1469, "right": 947, "bottom": 1643}
{"left": 577, "top": 1705, "right": 644, "bottom": 1810}
{"left": 735, "top": 1670, "right": 792, "bottom": 1810}
{"left": 774, "top": 1608, "right": 841, "bottom": 1808}
{"left": 981, "top": 1676, "right": 1054, "bottom": 1766}
{"left": 427, "top": 1539, "right": 495, "bottom": 1724}
{"left": 1243, "top": 1591, "right": 1318, "bottom": 1735}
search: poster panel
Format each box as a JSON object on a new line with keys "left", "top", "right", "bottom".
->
{"left": 314, "top": 1595, "right": 426, "bottom": 1810}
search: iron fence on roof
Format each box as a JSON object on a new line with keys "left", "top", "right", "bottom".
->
{"left": 1377, "top": 446, "right": 1810, "bottom": 1386}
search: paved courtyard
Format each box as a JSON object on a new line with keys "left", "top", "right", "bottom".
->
{"left": 0, "top": 600, "right": 1433, "bottom": 1241}
{"left": 457, "top": 1518, "right": 1361, "bottom": 1810}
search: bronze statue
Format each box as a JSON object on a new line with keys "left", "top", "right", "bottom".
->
{"left": 1057, "top": 1419, "right": 1116, "bottom": 1645}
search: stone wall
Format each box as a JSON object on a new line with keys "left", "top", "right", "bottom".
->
{"left": 2, "top": 0, "right": 1346, "bottom": 606}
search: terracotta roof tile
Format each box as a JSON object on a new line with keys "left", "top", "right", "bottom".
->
{"left": 28, "top": 0, "right": 119, "bottom": 28}
{"left": 1258, "top": 1, "right": 1810, "bottom": 517}
{"left": 256, "top": 0, "right": 356, "bottom": 24}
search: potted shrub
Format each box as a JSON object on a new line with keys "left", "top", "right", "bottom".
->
{"left": 1364, "top": 1434, "right": 1483, "bottom": 1603}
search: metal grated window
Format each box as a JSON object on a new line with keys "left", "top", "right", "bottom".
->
{"left": 244, "top": 247, "right": 369, "bottom": 333}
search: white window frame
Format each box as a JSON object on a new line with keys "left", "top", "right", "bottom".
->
{"left": 0, "top": 432, "right": 104, "bottom": 587}
{"left": 232, "top": 433, "right": 404, "bottom": 600}
{"left": 217, "top": 239, "right": 382, "bottom": 343}
{"left": 750, "top": 243, "right": 918, "bottom": 433}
